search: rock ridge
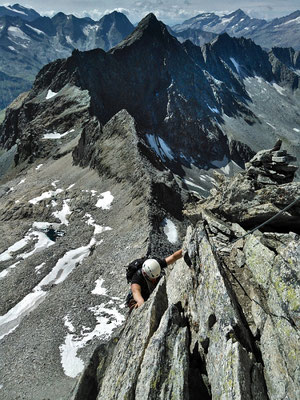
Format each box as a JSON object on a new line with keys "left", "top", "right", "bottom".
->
{"left": 71, "top": 146, "right": 300, "bottom": 399}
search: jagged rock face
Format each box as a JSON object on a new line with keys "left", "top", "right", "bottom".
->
{"left": 268, "top": 49, "right": 300, "bottom": 90}
{"left": 192, "top": 146, "right": 300, "bottom": 231}
{"left": 270, "top": 47, "right": 300, "bottom": 71}
{"left": 0, "top": 84, "right": 91, "bottom": 164}
{"left": 73, "top": 156, "right": 300, "bottom": 400}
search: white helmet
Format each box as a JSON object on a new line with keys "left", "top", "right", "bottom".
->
{"left": 142, "top": 259, "right": 161, "bottom": 279}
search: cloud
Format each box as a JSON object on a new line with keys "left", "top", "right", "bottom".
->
{"left": 23, "top": 0, "right": 300, "bottom": 24}
{"left": 103, "top": 8, "right": 130, "bottom": 16}
{"left": 40, "top": 10, "right": 57, "bottom": 17}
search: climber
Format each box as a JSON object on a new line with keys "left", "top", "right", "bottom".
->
{"left": 126, "top": 249, "right": 183, "bottom": 310}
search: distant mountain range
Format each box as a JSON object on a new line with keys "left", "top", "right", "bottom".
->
{"left": 172, "top": 9, "right": 300, "bottom": 51}
{"left": 0, "top": 4, "right": 134, "bottom": 110}
{"left": 0, "top": 4, "right": 300, "bottom": 112}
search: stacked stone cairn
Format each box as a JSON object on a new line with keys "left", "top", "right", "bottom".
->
{"left": 245, "top": 140, "right": 298, "bottom": 186}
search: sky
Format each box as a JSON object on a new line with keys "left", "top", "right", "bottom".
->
{"left": 1, "top": 1, "right": 300, "bottom": 25}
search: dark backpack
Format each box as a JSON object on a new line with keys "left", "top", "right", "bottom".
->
{"left": 125, "top": 257, "right": 148, "bottom": 283}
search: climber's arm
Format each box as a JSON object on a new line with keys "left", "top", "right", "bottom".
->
{"left": 131, "top": 283, "right": 145, "bottom": 308}
{"left": 165, "top": 249, "right": 183, "bottom": 265}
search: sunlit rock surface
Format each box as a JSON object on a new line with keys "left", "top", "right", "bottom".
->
{"left": 73, "top": 147, "right": 299, "bottom": 400}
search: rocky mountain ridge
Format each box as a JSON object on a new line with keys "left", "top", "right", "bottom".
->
{"left": 1, "top": 14, "right": 299, "bottom": 194}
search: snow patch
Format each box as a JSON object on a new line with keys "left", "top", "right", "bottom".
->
{"left": 66, "top": 35, "right": 73, "bottom": 44}
{"left": 183, "top": 179, "right": 204, "bottom": 190}
{"left": 146, "top": 134, "right": 174, "bottom": 161}
{"left": 60, "top": 304, "right": 124, "bottom": 378}
{"left": 25, "top": 24, "right": 44, "bottom": 35}
{"left": 36, "top": 164, "right": 43, "bottom": 170}
{"left": 5, "top": 5, "right": 27, "bottom": 15}
{"left": 29, "top": 189, "right": 63, "bottom": 204}
{"left": 92, "top": 278, "right": 107, "bottom": 296}
{"left": 39, "top": 239, "right": 95, "bottom": 287}
{"left": 52, "top": 180, "right": 59, "bottom": 188}
{"left": 266, "top": 122, "right": 276, "bottom": 130}
{"left": 220, "top": 15, "right": 234, "bottom": 25}
{"left": 293, "top": 128, "right": 300, "bottom": 132}
{"left": 230, "top": 57, "right": 241, "bottom": 74}
{"left": 162, "top": 218, "right": 178, "bottom": 244}
{"left": 0, "top": 289, "right": 47, "bottom": 340}
{"left": 255, "top": 76, "right": 264, "bottom": 84}
{"left": 8, "top": 45, "right": 16, "bottom": 51}
{"left": 96, "top": 191, "right": 114, "bottom": 210}
{"left": 0, "top": 230, "right": 54, "bottom": 262}
{"left": 20, "top": 232, "right": 55, "bottom": 259}
{"left": 272, "top": 83, "right": 286, "bottom": 96}
{"left": 207, "top": 104, "right": 220, "bottom": 114}
{"left": 85, "top": 213, "right": 112, "bottom": 236}
{"left": 46, "top": 90, "right": 57, "bottom": 100}
{"left": 32, "top": 221, "right": 51, "bottom": 230}
{"left": 8, "top": 26, "right": 29, "bottom": 40}
{"left": 35, "top": 262, "right": 46, "bottom": 273}
{"left": 0, "top": 262, "right": 20, "bottom": 279}
{"left": 63, "top": 315, "right": 75, "bottom": 333}
{"left": 83, "top": 25, "right": 99, "bottom": 35}
{"left": 60, "top": 333, "right": 85, "bottom": 378}
{"left": 280, "top": 16, "right": 300, "bottom": 26}
{"left": 52, "top": 200, "right": 72, "bottom": 225}
{"left": 43, "top": 129, "right": 75, "bottom": 139}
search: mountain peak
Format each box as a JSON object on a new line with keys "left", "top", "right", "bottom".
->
{"left": 225, "top": 9, "right": 247, "bottom": 19}
{"left": 210, "top": 32, "right": 232, "bottom": 46}
{"left": 111, "top": 13, "right": 172, "bottom": 52}
{"left": 0, "top": 3, "right": 40, "bottom": 21}
{"left": 137, "top": 13, "right": 161, "bottom": 30}
{"left": 102, "top": 10, "right": 126, "bottom": 20}
{"left": 233, "top": 8, "right": 246, "bottom": 15}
